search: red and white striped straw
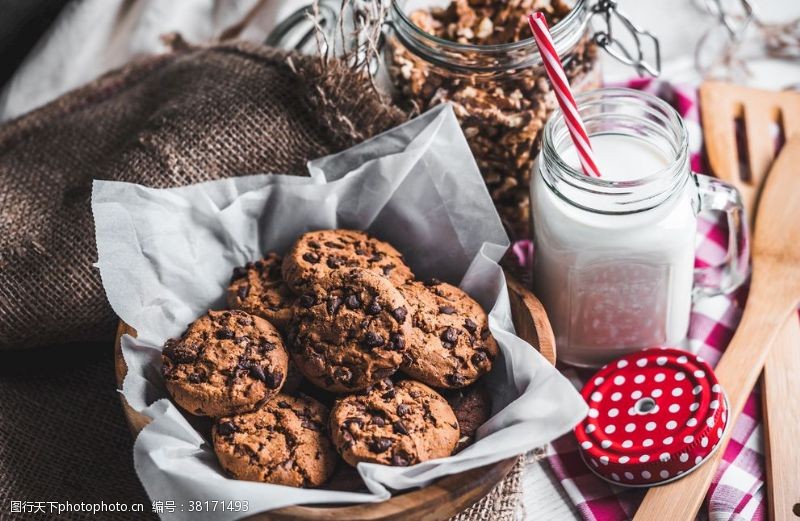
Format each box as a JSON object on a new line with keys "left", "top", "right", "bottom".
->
{"left": 527, "top": 12, "right": 602, "bottom": 178}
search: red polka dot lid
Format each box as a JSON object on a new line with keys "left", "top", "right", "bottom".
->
{"left": 575, "top": 347, "right": 729, "bottom": 487}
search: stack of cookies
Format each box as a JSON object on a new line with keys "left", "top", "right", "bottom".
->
{"left": 160, "top": 229, "right": 499, "bottom": 489}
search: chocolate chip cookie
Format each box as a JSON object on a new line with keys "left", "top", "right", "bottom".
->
{"left": 162, "top": 310, "right": 289, "bottom": 417}
{"left": 282, "top": 229, "right": 414, "bottom": 293}
{"left": 212, "top": 393, "right": 336, "bottom": 487}
{"left": 330, "top": 379, "right": 460, "bottom": 467}
{"left": 288, "top": 268, "right": 411, "bottom": 392}
{"left": 398, "top": 279, "right": 499, "bottom": 388}
{"left": 442, "top": 383, "right": 492, "bottom": 452}
{"left": 226, "top": 254, "right": 295, "bottom": 333}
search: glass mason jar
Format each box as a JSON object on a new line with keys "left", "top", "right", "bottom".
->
{"left": 386, "top": 0, "right": 602, "bottom": 238}
{"left": 531, "top": 88, "right": 748, "bottom": 368}
{"left": 385, "top": 0, "right": 661, "bottom": 239}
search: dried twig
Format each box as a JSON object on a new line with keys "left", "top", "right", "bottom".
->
{"left": 307, "top": 0, "right": 388, "bottom": 92}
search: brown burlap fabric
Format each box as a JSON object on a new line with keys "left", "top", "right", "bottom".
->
{"left": 0, "top": 39, "right": 405, "bottom": 350}
{"left": 0, "top": 41, "right": 525, "bottom": 519}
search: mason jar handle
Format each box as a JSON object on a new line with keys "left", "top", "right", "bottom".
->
{"left": 692, "top": 174, "right": 749, "bottom": 299}
{"left": 590, "top": 0, "right": 662, "bottom": 76}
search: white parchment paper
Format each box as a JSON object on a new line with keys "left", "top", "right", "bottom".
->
{"left": 92, "top": 104, "right": 587, "bottom": 521}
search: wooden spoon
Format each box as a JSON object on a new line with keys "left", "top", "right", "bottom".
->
{"left": 699, "top": 82, "right": 800, "bottom": 520}
{"left": 633, "top": 138, "right": 800, "bottom": 521}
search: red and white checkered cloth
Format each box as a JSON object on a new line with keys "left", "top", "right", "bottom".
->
{"left": 520, "top": 78, "right": 769, "bottom": 520}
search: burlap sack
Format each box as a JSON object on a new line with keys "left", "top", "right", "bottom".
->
{"left": 0, "top": 39, "right": 405, "bottom": 350}
{"left": 0, "top": 40, "right": 526, "bottom": 520}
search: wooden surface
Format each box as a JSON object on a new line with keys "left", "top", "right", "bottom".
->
{"left": 699, "top": 82, "right": 800, "bottom": 521}
{"left": 762, "top": 317, "right": 800, "bottom": 521}
{"left": 699, "top": 82, "right": 800, "bottom": 215}
{"left": 506, "top": 275, "right": 557, "bottom": 365}
{"left": 114, "top": 272, "right": 554, "bottom": 520}
{"left": 633, "top": 139, "right": 800, "bottom": 520}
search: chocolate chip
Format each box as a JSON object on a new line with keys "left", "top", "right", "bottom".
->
{"left": 391, "top": 307, "right": 407, "bottom": 324}
{"left": 237, "top": 284, "right": 250, "bottom": 300}
{"left": 391, "top": 454, "right": 409, "bottom": 466}
{"left": 372, "top": 416, "right": 385, "bottom": 427}
{"left": 301, "top": 419, "right": 321, "bottom": 431}
{"left": 308, "top": 240, "right": 321, "bottom": 249}
{"left": 302, "top": 252, "right": 320, "bottom": 264}
{"left": 366, "top": 299, "right": 382, "bottom": 315}
{"left": 326, "top": 296, "right": 342, "bottom": 315}
{"left": 424, "top": 278, "right": 441, "bottom": 286}
{"left": 188, "top": 372, "right": 206, "bottom": 384}
{"left": 439, "top": 305, "right": 456, "bottom": 315}
{"left": 392, "top": 421, "right": 408, "bottom": 435}
{"left": 264, "top": 370, "right": 283, "bottom": 389}
{"left": 299, "top": 294, "right": 316, "bottom": 308}
{"left": 162, "top": 340, "right": 197, "bottom": 364}
{"left": 363, "top": 332, "right": 385, "bottom": 349}
{"left": 231, "top": 267, "right": 248, "bottom": 281}
{"left": 345, "top": 294, "right": 361, "bottom": 309}
{"left": 355, "top": 248, "right": 367, "bottom": 256}
{"left": 481, "top": 328, "right": 491, "bottom": 340}
{"left": 344, "top": 417, "right": 364, "bottom": 431}
{"left": 368, "top": 437, "right": 393, "bottom": 453}
{"left": 278, "top": 400, "right": 291, "bottom": 408}
{"left": 464, "top": 318, "right": 478, "bottom": 334}
{"left": 382, "top": 264, "right": 395, "bottom": 276}
{"left": 472, "top": 351, "right": 488, "bottom": 365}
{"left": 260, "top": 339, "right": 276, "bottom": 352}
{"left": 326, "top": 257, "right": 342, "bottom": 269}
{"left": 249, "top": 365, "right": 266, "bottom": 381}
{"left": 341, "top": 431, "right": 354, "bottom": 444}
{"left": 387, "top": 333, "right": 405, "bottom": 351}
{"left": 245, "top": 262, "right": 255, "bottom": 270}
{"left": 216, "top": 327, "right": 235, "bottom": 340}
{"left": 217, "top": 421, "right": 237, "bottom": 436}
{"left": 370, "top": 253, "right": 384, "bottom": 262}
{"left": 334, "top": 366, "right": 353, "bottom": 383}
{"left": 441, "top": 327, "right": 459, "bottom": 344}
{"left": 447, "top": 373, "right": 466, "bottom": 386}
{"left": 237, "top": 316, "right": 252, "bottom": 326}
{"left": 397, "top": 404, "right": 410, "bottom": 416}
{"left": 382, "top": 388, "right": 396, "bottom": 400}
{"left": 325, "top": 241, "right": 344, "bottom": 249}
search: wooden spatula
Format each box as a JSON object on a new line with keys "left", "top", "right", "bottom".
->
{"left": 700, "top": 82, "right": 800, "bottom": 520}
{"left": 633, "top": 137, "right": 800, "bottom": 521}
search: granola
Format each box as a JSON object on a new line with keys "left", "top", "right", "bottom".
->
{"left": 388, "top": 0, "right": 600, "bottom": 237}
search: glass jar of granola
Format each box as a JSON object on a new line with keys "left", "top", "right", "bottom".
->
{"left": 385, "top": 0, "right": 658, "bottom": 238}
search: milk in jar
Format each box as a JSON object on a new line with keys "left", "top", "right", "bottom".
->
{"left": 531, "top": 89, "right": 747, "bottom": 367}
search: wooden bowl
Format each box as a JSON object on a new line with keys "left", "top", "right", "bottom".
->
{"left": 114, "top": 273, "right": 555, "bottom": 520}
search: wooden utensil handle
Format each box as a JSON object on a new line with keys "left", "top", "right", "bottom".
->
{"left": 763, "top": 315, "right": 800, "bottom": 521}
{"left": 634, "top": 277, "right": 797, "bottom": 521}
